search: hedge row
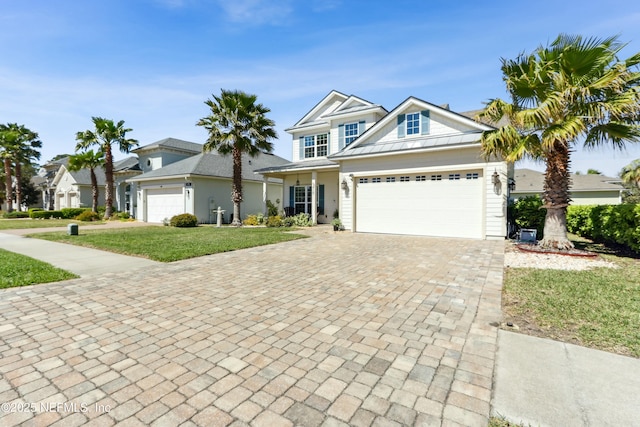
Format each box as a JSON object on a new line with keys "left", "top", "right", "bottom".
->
{"left": 566, "top": 204, "right": 640, "bottom": 253}
{"left": 510, "top": 196, "right": 640, "bottom": 253}
{"left": 29, "top": 208, "right": 91, "bottom": 219}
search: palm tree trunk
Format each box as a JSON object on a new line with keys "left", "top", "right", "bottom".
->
{"left": 90, "top": 169, "right": 99, "bottom": 213}
{"left": 231, "top": 145, "right": 243, "bottom": 226}
{"left": 540, "top": 140, "right": 574, "bottom": 250}
{"left": 14, "top": 162, "right": 22, "bottom": 211}
{"left": 104, "top": 146, "right": 114, "bottom": 219}
{"left": 4, "top": 158, "right": 12, "bottom": 212}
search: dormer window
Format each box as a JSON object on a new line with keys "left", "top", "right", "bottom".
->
{"left": 397, "top": 110, "right": 430, "bottom": 138}
{"left": 302, "top": 133, "right": 328, "bottom": 159}
{"left": 344, "top": 123, "right": 359, "bottom": 145}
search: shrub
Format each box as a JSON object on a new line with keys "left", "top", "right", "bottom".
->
{"left": 566, "top": 203, "right": 640, "bottom": 253}
{"left": 266, "top": 215, "right": 283, "bottom": 227}
{"left": 75, "top": 210, "right": 101, "bottom": 222}
{"left": 266, "top": 199, "right": 279, "bottom": 217}
{"left": 30, "top": 210, "right": 64, "bottom": 219}
{"left": 170, "top": 213, "right": 198, "bottom": 227}
{"left": 61, "top": 208, "right": 89, "bottom": 219}
{"left": 511, "top": 195, "right": 546, "bottom": 239}
{"left": 3, "top": 211, "right": 30, "bottom": 218}
{"left": 284, "top": 212, "right": 313, "bottom": 227}
{"left": 243, "top": 215, "right": 260, "bottom": 226}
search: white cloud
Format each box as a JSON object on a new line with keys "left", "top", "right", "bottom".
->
{"left": 214, "top": 0, "right": 294, "bottom": 25}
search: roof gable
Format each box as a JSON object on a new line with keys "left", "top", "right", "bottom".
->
{"left": 291, "top": 90, "right": 348, "bottom": 129}
{"left": 330, "top": 97, "right": 492, "bottom": 159}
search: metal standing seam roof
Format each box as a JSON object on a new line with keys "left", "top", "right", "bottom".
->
{"left": 329, "top": 132, "right": 483, "bottom": 159}
{"left": 254, "top": 158, "right": 339, "bottom": 174}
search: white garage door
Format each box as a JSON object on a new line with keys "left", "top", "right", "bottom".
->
{"left": 355, "top": 172, "right": 483, "bottom": 238}
{"left": 146, "top": 187, "right": 184, "bottom": 223}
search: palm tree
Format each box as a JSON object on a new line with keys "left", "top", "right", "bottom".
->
{"left": 621, "top": 159, "right": 640, "bottom": 189}
{"left": 478, "top": 34, "right": 640, "bottom": 250}
{"left": 0, "top": 125, "right": 16, "bottom": 212}
{"left": 68, "top": 150, "right": 105, "bottom": 213}
{"left": 12, "top": 125, "right": 42, "bottom": 210}
{"left": 197, "top": 90, "right": 277, "bottom": 226}
{"left": 76, "top": 118, "right": 138, "bottom": 219}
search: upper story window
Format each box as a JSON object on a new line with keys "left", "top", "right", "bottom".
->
{"left": 397, "top": 110, "right": 430, "bottom": 138}
{"left": 301, "top": 133, "right": 329, "bottom": 159}
{"left": 338, "top": 121, "right": 365, "bottom": 150}
{"left": 406, "top": 112, "right": 420, "bottom": 135}
{"left": 344, "top": 123, "right": 359, "bottom": 145}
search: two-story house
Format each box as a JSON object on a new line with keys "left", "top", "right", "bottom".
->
{"left": 257, "top": 91, "right": 510, "bottom": 239}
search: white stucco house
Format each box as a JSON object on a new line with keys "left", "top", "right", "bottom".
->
{"left": 127, "top": 138, "right": 288, "bottom": 223}
{"left": 257, "top": 91, "right": 510, "bottom": 239}
{"left": 43, "top": 156, "right": 139, "bottom": 211}
{"left": 511, "top": 168, "right": 623, "bottom": 205}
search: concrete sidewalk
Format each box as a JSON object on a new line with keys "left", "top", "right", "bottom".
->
{"left": 493, "top": 330, "right": 640, "bottom": 427}
{"left": 0, "top": 230, "right": 159, "bottom": 277}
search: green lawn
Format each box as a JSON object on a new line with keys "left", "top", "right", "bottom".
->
{"left": 0, "top": 249, "right": 78, "bottom": 288}
{"left": 29, "top": 226, "right": 307, "bottom": 262}
{"left": 503, "top": 241, "right": 640, "bottom": 358}
{"left": 0, "top": 218, "right": 104, "bottom": 230}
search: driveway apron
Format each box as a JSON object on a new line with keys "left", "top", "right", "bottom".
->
{"left": 0, "top": 232, "right": 504, "bottom": 426}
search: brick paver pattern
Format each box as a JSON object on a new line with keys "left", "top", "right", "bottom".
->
{"left": 0, "top": 231, "right": 504, "bottom": 426}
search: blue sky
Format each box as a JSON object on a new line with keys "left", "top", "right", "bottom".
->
{"left": 2, "top": 0, "right": 640, "bottom": 176}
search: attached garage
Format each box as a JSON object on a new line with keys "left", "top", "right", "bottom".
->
{"left": 355, "top": 170, "right": 484, "bottom": 238}
{"left": 146, "top": 187, "right": 185, "bottom": 223}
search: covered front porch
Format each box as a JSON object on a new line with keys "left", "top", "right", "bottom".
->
{"left": 257, "top": 160, "right": 339, "bottom": 224}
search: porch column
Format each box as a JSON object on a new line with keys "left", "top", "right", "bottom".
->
{"left": 311, "top": 171, "right": 317, "bottom": 225}
{"left": 262, "top": 176, "right": 268, "bottom": 216}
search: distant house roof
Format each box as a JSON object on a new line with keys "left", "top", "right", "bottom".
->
{"left": 133, "top": 137, "right": 203, "bottom": 155}
{"left": 113, "top": 157, "right": 141, "bottom": 173}
{"left": 513, "top": 168, "right": 623, "bottom": 193}
{"left": 130, "top": 151, "right": 289, "bottom": 183}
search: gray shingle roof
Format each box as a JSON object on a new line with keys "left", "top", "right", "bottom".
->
{"left": 68, "top": 166, "right": 107, "bottom": 186}
{"left": 330, "top": 132, "right": 482, "bottom": 159}
{"left": 133, "top": 137, "right": 203, "bottom": 154}
{"left": 513, "top": 168, "right": 623, "bottom": 193}
{"left": 131, "top": 151, "right": 289, "bottom": 182}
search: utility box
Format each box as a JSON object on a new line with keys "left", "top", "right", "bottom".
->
{"left": 67, "top": 223, "right": 78, "bottom": 236}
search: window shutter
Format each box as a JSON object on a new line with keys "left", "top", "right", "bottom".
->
{"left": 326, "top": 132, "right": 330, "bottom": 154}
{"left": 319, "top": 185, "right": 325, "bottom": 213}
{"left": 289, "top": 186, "right": 294, "bottom": 208}
{"left": 358, "top": 120, "right": 365, "bottom": 136}
{"left": 421, "top": 110, "right": 430, "bottom": 135}
{"left": 299, "top": 136, "right": 304, "bottom": 159}
{"left": 338, "top": 124, "right": 345, "bottom": 150}
{"left": 397, "top": 114, "right": 406, "bottom": 138}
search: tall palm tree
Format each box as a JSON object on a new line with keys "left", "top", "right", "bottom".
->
{"left": 68, "top": 150, "right": 105, "bottom": 213}
{"left": 0, "top": 125, "right": 17, "bottom": 212}
{"left": 76, "top": 118, "right": 138, "bottom": 219}
{"left": 197, "top": 90, "right": 277, "bottom": 226}
{"left": 12, "top": 125, "right": 42, "bottom": 210}
{"left": 621, "top": 159, "right": 640, "bottom": 188}
{"left": 478, "top": 34, "right": 640, "bottom": 250}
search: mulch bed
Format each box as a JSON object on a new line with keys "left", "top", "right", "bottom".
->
{"left": 515, "top": 243, "right": 599, "bottom": 258}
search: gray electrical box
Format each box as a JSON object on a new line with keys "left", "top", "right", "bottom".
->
{"left": 67, "top": 223, "right": 78, "bottom": 236}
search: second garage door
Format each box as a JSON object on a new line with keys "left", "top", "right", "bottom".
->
{"left": 355, "top": 171, "right": 483, "bottom": 238}
{"left": 146, "top": 187, "right": 185, "bottom": 223}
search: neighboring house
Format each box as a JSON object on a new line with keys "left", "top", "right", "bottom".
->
{"left": 257, "top": 90, "right": 510, "bottom": 239}
{"left": 128, "top": 138, "right": 288, "bottom": 224}
{"left": 49, "top": 157, "right": 140, "bottom": 211}
{"left": 511, "top": 168, "right": 623, "bottom": 205}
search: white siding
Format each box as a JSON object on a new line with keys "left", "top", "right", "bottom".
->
{"left": 484, "top": 163, "right": 508, "bottom": 239}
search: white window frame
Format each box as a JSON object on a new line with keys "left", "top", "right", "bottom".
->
{"left": 344, "top": 123, "right": 359, "bottom": 145}
{"left": 406, "top": 112, "right": 420, "bottom": 135}
{"left": 304, "top": 134, "right": 329, "bottom": 159}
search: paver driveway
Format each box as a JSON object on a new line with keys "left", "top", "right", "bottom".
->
{"left": 0, "top": 231, "right": 504, "bottom": 426}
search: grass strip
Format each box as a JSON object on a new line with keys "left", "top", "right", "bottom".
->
{"left": 0, "top": 249, "right": 78, "bottom": 288}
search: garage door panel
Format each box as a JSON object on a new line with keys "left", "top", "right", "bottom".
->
{"left": 146, "top": 187, "right": 184, "bottom": 223}
{"left": 355, "top": 175, "right": 483, "bottom": 238}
